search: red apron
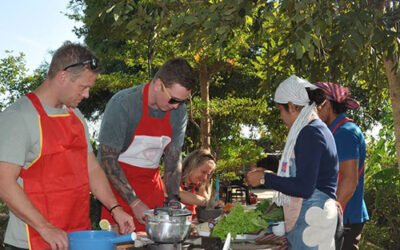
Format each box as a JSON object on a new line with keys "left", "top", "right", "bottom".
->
{"left": 101, "top": 83, "right": 172, "bottom": 231}
{"left": 20, "top": 93, "right": 90, "bottom": 250}
{"left": 180, "top": 183, "right": 197, "bottom": 218}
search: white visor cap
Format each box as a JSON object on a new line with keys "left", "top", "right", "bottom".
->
{"left": 274, "top": 75, "right": 318, "bottom": 106}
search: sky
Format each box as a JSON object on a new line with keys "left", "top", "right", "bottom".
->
{"left": 0, "top": 0, "right": 82, "bottom": 72}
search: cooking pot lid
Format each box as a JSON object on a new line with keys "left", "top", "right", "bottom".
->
{"left": 145, "top": 207, "right": 192, "bottom": 217}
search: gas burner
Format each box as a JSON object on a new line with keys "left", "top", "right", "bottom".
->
{"left": 146, "top": 243, "right": 190, "bottom": 250}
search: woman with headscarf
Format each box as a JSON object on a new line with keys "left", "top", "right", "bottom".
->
{"left": 316, "top": 82, "right": 368, "bottom": 250}
{"left": 246, "top": 75, "right": 343, "bottom": 249}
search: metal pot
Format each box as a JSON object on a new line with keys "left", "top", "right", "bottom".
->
{"left": 144, "top": 207, "right": 192, "bottom": 243}
{"left": 68, "top": 230, "right": 136, "bottom": 250}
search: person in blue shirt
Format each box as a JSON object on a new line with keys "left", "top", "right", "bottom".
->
{"left": 316, "top": 82, "right": 369, "bottom": 250}
{"left": 247, "top": 76, "right": 343, "bottom": 250}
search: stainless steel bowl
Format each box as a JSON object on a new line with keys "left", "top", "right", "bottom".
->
{"left": 144, "top": 208, "right": 192, "bottom": 243}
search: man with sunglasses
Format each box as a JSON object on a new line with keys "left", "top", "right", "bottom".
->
{"left": 98, "top": 58, "right": 196, "bottom": 232}
{"left": 0, "top": 41, "right": 134, "bottom": 250}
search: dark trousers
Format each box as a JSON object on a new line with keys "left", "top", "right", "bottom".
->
{"left": 342, "top": 223, "right": 365, "bottom": 250}
{"left": 335, "top": 203, "right": 344, "bottom": 250}
{"left": 3, "top": 244, "right": 28, "bottom": 250}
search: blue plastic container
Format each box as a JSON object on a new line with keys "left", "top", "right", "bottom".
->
{"left": 68, "top": 230, "right": 136, "bottom": 250}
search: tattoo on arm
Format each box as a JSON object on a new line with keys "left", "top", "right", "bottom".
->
{"left": 99, "top": 144, "right": 137, "bottom": 204}
{"left": 163, "top": 146, "right": 182, "bottom": 200}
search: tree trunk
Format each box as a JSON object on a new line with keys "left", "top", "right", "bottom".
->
{"left": 199, "top": 61, "right": 211, "bottom": 151}
{"left": 383, "top": 57, "right": 400, "bottom": 170}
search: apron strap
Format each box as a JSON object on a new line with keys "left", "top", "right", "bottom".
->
{"left": 331, "top": 117, "right": 353, "bottom": 134}
{"left": 26, "top": 93, "right": 47, "bottom": 117}
{"left": 141, "top": 82, "right": 171, "bottom": 121}
{"left": 26, "top": 92, "right": 74, "bottom": 117}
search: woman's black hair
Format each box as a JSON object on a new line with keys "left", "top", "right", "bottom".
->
{"left": 330, "top": 101, "right": 348, "bottom": 114}
{"left": 306, "top": 88, "right": 326, "bottom": 106}
{"left": 308, "top": 87, "right": 347, "bottom": 113}
{"left": 279, "top": 88, "right": 326, "bottom": 111}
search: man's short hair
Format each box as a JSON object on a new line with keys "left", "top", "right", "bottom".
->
{"left": 154, "top": 58, "right": 196, "bottom": 90}
{"left": 47, "top": 41, "right": 100, "bottom": 79}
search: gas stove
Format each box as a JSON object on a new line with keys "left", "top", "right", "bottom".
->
{"left": 140, "top": 242, "right": 196, "bottom": 250}
{"left": 126, "top": 236, "right": 221, "bottom": 250}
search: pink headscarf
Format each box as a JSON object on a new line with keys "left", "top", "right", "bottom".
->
{"left": 315, "top": 82, "right": 360, "bottom": 110}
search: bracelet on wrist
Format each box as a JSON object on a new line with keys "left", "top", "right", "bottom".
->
{"left": 131, "top": 198, "right": 141, "bottom": 207}
{"left": 108, "top": 204, "right": 121, "bottom": 214}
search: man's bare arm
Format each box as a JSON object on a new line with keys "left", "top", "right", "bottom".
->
{"left": 98, "top": 144, "right": 137, "bottom": 204}
{"left": 336, "top": 159, "right": 359, "bottom": 208}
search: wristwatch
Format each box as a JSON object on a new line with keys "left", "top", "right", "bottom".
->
{"left": 259, "top": 175, "right": 265, "bottom": 185}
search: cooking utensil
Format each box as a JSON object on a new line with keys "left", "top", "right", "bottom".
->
{"left": 222, "top": 232, "right": 231, "bottom": 250}
{"left": 144, "top": 207, "right": 192, "bottom": 243}
{"left": 196, "top": 206, "right": 223, "bottom": 222}
{"left": 68, "top": 230, "right": 136, "bottom": 250}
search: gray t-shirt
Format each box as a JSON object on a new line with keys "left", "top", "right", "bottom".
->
{"left": 98, "top": 83, "right": 187, "bottom": 154}
{"left": 0, "top": 95, "right": 92, "bottom": 248}
{"left": 97, "top": 83, "right": 188, "bottom": 199}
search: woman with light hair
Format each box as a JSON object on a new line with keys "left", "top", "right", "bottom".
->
{"left": 179, "top": 149, "right": 217, "bottom": 218}
{"left": 247, "top": 75, "right": 343, "bottom": 249}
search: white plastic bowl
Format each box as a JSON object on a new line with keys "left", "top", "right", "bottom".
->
{"left": 272, "top": 221, "right": 285, "bottom": 236}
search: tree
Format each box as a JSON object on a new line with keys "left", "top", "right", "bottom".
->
{"left": 68, "top": 0, "right": 273, "bottom": 152}
{"left": 68, "top": 0, "right": 400, "bottom": 167}
{"left": 0, "top": 52, "right": 28, "bottom": 110}
{"left": 0, "top": 52, "right": 44, "bottom": 111}
{"left": 252, "top": 0, "right": 400, "bottom": 168}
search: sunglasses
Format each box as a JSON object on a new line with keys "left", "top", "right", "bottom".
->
{"left": 63, "top": 58, "right": 98, "bottom": 71}
{"left": 160, "top": 81, "right": 187, "bottom": 105}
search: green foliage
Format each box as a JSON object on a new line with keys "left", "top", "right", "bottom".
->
{"left": 68, "top": 0, "right": 275, "bottom": 180}
{"left": 0, "top": 52, "right": 28, "bottom": 110}
{"left": 213, "top": 134, "right": 265, "bottom": 183}
{"left": 0, "top": 52, "right": 46, "bottom": 111}
{"left": 361, "top": 104, "right": 399, "bottom": 248}
{"left": 252, "top": 0, "right": 397, "bottom": 132}
{"left": 362, "top": 168, "right": 400, "bottom": 249}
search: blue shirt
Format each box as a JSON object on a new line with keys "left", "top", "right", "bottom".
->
{"left": 329, "top": 113, "right": 369, "bottom": 224}
{"left": 265, "top": 119, "right": 338, "bottom": 200}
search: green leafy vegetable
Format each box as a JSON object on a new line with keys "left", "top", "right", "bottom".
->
{"left": 211, "top": 203, "right": 269, "bottom": 240}
{"left": 255, "top": 199, "right": 270, "bottom": 213}
{"left": 262, "top": 204, "right": 284, "bottom": 222}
